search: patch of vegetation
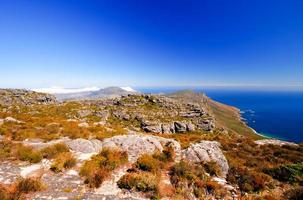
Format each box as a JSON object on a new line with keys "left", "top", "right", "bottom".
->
{"left": 264, "top": 163, "right": 303, "bottom": 185}
{"left": 135, "top": 154, "right": 163, "bottom": 173}
{"left": 169, "top": 160, "right": 225, "bottom": 199}
{"left": 16, "top": 145, "right": 42, "bottom": 163}
{"left": 0, "top": 178, "right": 45, "bottom": 199}
{"left": 80, "top": 148, "right": 128, "bottom": 187}
{"left": 227, "top": 165, "right": 271, "bottom": 193}
{"left": 0, "top": 184, "right": 10, "bottom": 200}
{"left": 15, "top": 177, "right": 44, "bottom": 194}
{"left": 50, "top": 152, "right": 76, "bottom": 172}
{"left": 203, "top": 161, "right": 222, "bottom": 177}
{"left": 283, "top": 187, "right": 303, "bottom": 200}
{"left": 40, "top": 143, "right": 69, "bottom": 159}
{"left": 118, "top": 172, "right": 159, "bottom": 199}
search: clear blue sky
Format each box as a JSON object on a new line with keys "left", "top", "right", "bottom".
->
{"left": 0, "top": 0, "right": 303, "bottom": 88}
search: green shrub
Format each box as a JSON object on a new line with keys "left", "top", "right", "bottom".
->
{"left": 50, "top": 152, "right": 76, "bottom": 172}
{"left": 40, "top": 143, "right": 69, "bottom": 159}
{"left": 16, "top": 145, "right": 42, "bottom": 163}
{"left": 264, "top": 163, "right": 303, "bottom": 184}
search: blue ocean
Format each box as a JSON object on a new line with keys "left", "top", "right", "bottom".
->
{"left": 136, "top": 87, "right": 303, "bottom": 143}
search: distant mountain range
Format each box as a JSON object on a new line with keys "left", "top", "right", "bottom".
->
{"left": 32, "top": 86, "right": 137, "bottom": 100}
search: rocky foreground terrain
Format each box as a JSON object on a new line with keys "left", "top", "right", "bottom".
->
{"left": 0, "top": 89, "right": 302, "bottom": 200}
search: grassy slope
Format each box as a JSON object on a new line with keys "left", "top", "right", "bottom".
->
{"left": 207, "top": 98, "right": 262, "bottom": 139}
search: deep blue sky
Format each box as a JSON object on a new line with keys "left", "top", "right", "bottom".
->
{"left": 0, "top": 0, "right": 303, "bottom": 88}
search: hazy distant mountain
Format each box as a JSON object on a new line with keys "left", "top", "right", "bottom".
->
{"left": 32, "top": 86, "right": 138, "bottom": 100}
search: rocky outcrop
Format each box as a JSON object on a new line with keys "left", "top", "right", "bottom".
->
{"left": 255, "top": 139, "right": 298, "bottom": 146}
{"left": 0, "top": 89, "right": 57, "bottom": 106}
{"left": 102, "top": 134, "right": 181, "bottom": 162}
{"left": 66, "top": 138, "right": 103, "bottom": 153}
{"left": 142, "top": 121, "right": 196, "bottom": 134}
{"left": 182, "top": 141, "right": 229, "bottom": 178}
{"left": 197, "top": 119, "right": 215, "bottom": 131}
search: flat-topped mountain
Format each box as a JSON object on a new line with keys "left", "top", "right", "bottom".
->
{"left": 0, "top": 88, "right": 302, "bottom": 200}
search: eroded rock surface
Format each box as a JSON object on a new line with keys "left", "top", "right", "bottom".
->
{"left": 66, "top": 138, "right": 103, "bottom": 153}
{"left": 182, "top": 141, "right": 229, "bottom": 178}
{"left": 102, "top": 134, "right": 181, "bottom": 162}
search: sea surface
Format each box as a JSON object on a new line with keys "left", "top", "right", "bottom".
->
{"left": 136, "top": 87, "right": 303, "bottom": 143}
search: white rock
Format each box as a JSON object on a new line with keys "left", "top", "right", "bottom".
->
{"left": 78, "top": 122, "right": 89, "bottom": 128}
{"left": 4, "top": 117, "right": 23, "bottom": 123}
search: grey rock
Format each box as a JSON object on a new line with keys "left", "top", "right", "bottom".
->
{"left": 94, "top": 110, "right": 110, "bottom": 120}
{"left": 186, "top": 122, "right": 196, "bottom": 132}
{"left": 182, "top": 141, "right": 229, "bottom": 178}
{"left": 77, "top": 109, "right": 92, "bottom": 118}
{"left": 174, "top": 121, "right": 187, "bottom": 132}
{"left": 66, "top": 138, "right": 103, "bottom": 153}
{"left": 113, "top": 110, "right": 131, "bottom": 121}
{"left": 0, "top": 161, "right": 21, "bottom": 184}
{"left": 0, "top": 89, "right": 57, "bottom": 106}
{"left": 102, "top": 134, "right": 181, "bottom": 162}
{"left": 161, "top": 123, "right": 175, "bottom": 134}
{"left": 197, "top": 119, "right": 215, "bottom": 131}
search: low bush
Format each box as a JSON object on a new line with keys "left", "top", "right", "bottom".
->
{"left": 169, "top": 160, "right": 209, "bottom": 199}
{"left": 16, "top": 145, "right": 42, "bottom": 163}
{"left": 153, "top": 145, "right": 175, "bottom": 163}
{"left": 118, "top": 172, "right": 158, "bottom": 197}
{"left": 50, "top": 152, "right": 76, "bottom": 172}
{"left": 40, "top": 143, "right": 69, "bottom": 159}
{"left": 135, "top": 154, "right": 162, "bottom": 173}
{"left": 80, "top": 148, "right": 128, "bottom": 187}
{"left": 15, "top": 177, "right": 43, "bottom": 193}
{"left": 203, "top": 161, "right": 222, "bottom": 177}
{"left": 283, "top": 187, "right": 303, "bottom": 200}
{"left": 0, "top": 140, "right": 14, "bottom": 160}
{"left": 227, "top": 165, "right": 271, "bottom": 193}
{"left": 0, "top": 184, "right": 11, "bottom": 200}
{"left": 264, "top": 163, "right": 303, "bottom": 185}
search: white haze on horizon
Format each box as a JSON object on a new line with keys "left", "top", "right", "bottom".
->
{"left": 32, "top": 86, "right": 136, "bottom": 94}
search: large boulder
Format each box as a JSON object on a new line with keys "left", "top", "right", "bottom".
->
{"left": 174, "top": 121, "right": 187, "bottom": 132}
{"left": 102, "top": 134, "right": 181, "bottom": 162}
{"left": 182, "top": 141, "right": 229, "bottom": 178}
